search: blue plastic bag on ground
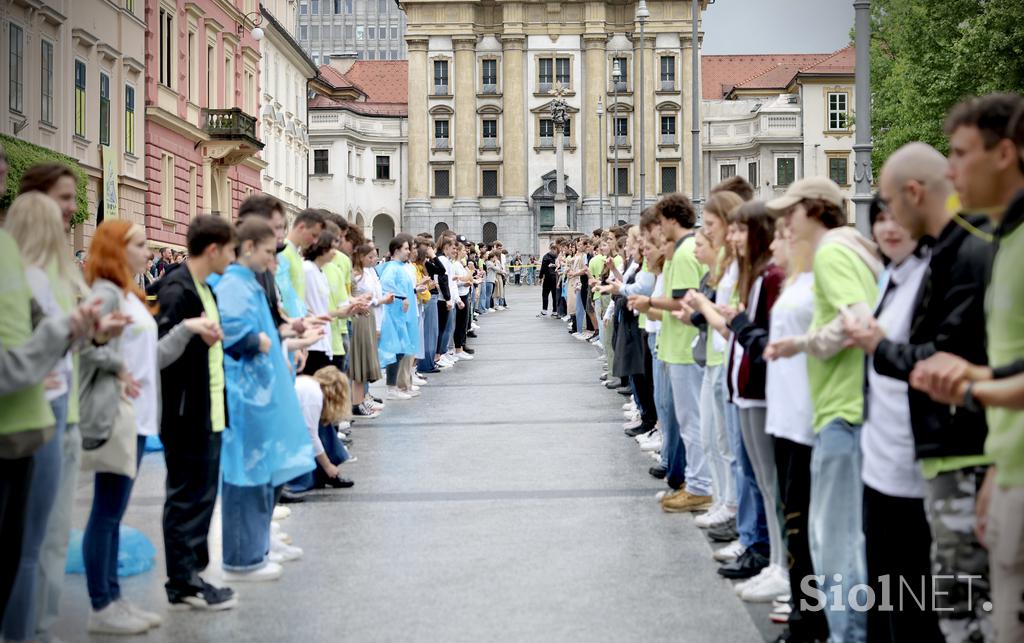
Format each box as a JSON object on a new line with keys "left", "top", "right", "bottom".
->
{"left": 65, "top": 526, "right": 157, "bottom": 577}
{"left": 144, "top": 434, "right": 163, "bottom": 452}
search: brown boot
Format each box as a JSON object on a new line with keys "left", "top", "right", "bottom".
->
{"left": 661, "top": 490, "right": 714, "bottom": 513}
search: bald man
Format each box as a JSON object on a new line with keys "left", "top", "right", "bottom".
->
{"left": 845, "top": 141, "right": 994, "bottom": 643}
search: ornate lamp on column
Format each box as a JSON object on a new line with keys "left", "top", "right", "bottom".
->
{"left": 612, "top": 62, "right": 621, "bottom": 226}
{"left": 636, "top": 0, "right": 649, "bottom": 217}
{"left": 550, "top": 85, "right": 570, "bottom": 231}
{"left": 852, "top": 0, "right": 873, "bottom": 235}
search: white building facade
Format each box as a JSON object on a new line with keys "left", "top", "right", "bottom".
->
{"left": 260, "top": 3, "right": 318, "bottom": 220}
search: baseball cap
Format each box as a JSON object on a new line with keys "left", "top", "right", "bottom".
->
{"left": 765, "top": 176, "right": 845, "bottom": 213}
{"left": 456, "top": 234, "right": 468, "bottom": 244}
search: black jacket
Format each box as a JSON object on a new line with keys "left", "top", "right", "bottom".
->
{"left": 426, "top": 257, "right": 449, "bottom": 300}
{"left": 151, "top": 264, "right": 228, "bottom": 440}
{"left": 873, "top": 215, "right": 993, "bottom": 459}
{"left": 540, "top": 252, "right": 557, "bottom": 280}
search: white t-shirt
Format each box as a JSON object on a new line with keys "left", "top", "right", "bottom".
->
{"left": 714, "top": 261, "right": 738, "bottom": 355}
{"left": 120, "top": 293, "right": 159, "bottom": 436}
{"left": 861, "top": 254, "right": 930, "bottom": 499}
{"left": 302, "top": 260, "right": 333, "bottom": 357}
{"left": 451, "top": 260, "right": 470, "bottom": 297}
{"left": 294, "top": 375, "right": 325, "bottom": 456}
{"left": 765, "top": 272, "right": 815, "bottom": 446}
{"left": 24, "top": 267, "right": 72, "bottom": 401}
{"left": 356, "top": 267, "right": 385, "bottom": 331}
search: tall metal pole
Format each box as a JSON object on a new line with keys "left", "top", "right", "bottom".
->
{"left": 637, "top": 0, "right": 649, "bottom": 217}
{"left": 613, "top": 64, "right": 621, "bottom": 226}
{"left": 597, "top": 99, "right": 605, "bottom": 232}
{"left": 691, "top": 0, "right": 702, "bottom": 217}
{"left": 852, "top": 0, "right": 873, "bottom": 236}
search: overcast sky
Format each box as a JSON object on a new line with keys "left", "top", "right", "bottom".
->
{"left": 701, "top": 0, "right": 854, "bottom": 55}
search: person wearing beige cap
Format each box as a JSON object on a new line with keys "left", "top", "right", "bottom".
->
{"left": 764, "top": 176, "right": 882, "bottom": 643}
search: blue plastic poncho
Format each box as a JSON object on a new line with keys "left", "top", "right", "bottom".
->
{"left": 377, "top": 260, "right": 419, "bottom": 369}
{"left": 215, "top": 264, "right": 314, "bottom": 487}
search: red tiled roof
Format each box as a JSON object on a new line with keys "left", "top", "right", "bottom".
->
{"left": 701, "top": 48, "right": 854, "bottom": 99}
{"left": 315, "top": 61, "right": 407, "bottom": 105}
{"left": 308, "top": 95, "right": 407, "bottom": 117}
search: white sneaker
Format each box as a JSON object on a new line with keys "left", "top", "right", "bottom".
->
{"left": 740, "top": 566, "right": 790, "bottom": 603}
{"left": 634, "top": 428, "right": 656, "bottom": 444}
{"left": 650, "top": 451, "right": 662, "bottom": 461}
{"left": 436, "top": 360, "right": 453, "bottom": 370}
{"left": 623, "top": 417, "right": 644, "bottom": 431}
{"left": 561, "top": 314, "right": 572, "bottom": 322}
{"left": 337, "top": 421, "right": 351, "bottom": 431}
{"left": 386, "top": 387, "right": 412, "bottom": 400}
{"left": 88, "top": 601, "right": 151, "bottom": 634}
{"left": 694, "top": 504, "right": 726, "bottom": 528}
{"left": 488, "top": 308, "right": 497, "bottom": 312}
{"left": 713, "top": 540, "right": 745, "bottom": 563}
{"left": 412, "top": 375, "right": 428, "bottom": 386}
{"left": 639, "top": 433, "right": 663, "bottom": 452}
{"left": 471, "top": 323, "right": 480, "bottom": 330}
{"left": 223, "top": 561, "right": 283, "bottom": 582}
{"left": 270, "top": 539, "right": 303, "bottom": 562}
{"left": 622, "top": 401, "right": 636, "bottom": 411}
{"left": 655, "top": 490, "right": 669, "bottom": 501}
{"left": 456, "top": 352, "right": 474, "bottom": 360}
{"left": 116, "top": 599, "right": 163, "bottom": 627}
{"left": 272, "top": 505, "right": 291, "bottom": 522}
{"left": 401, "top": 387, "right": 421, "bottom": 397}
{"left": 592, "top": 341, "right": 604, "bottom": 350}
{"left": 624, "top": 410, "right": 641, "bottom": 422}
{"left": 708, "top": 505, "right": 738, "bottom": 528}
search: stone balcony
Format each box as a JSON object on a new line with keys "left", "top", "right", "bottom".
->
{"left": 201, "top": 108, "right": 264, "bottom": 165}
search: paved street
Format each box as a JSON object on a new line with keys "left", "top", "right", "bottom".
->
{"left": 56, "top": 287, "right": 769, "bottom": 643}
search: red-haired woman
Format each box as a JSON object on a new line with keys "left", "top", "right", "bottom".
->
{"left": 80, "top": 220, "right": 219, "bottom": 634}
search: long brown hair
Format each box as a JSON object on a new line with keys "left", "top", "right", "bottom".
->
{"left": 731, "top": 201, "right": 778, "bottom": 304}
{"left": 18, "top": 162, "right": 77, "bottom": 196}
{"left": 703, "top": 190, "right": 743, "bottom": 287}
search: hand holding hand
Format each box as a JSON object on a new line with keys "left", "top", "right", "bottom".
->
{"left": 119, "top": 369, "right": 141, "bottom": 398}
{"left": 718, "top": 303, "right": 744, "bottom": 325}
{"left": 627, "top": 295, "right": 651, "bottom": 314}
{"left": 184, "top": 315, "right": 223, "bottom": 346}
{"left": 69, "top": 300, "right": 102, "bottom": 341}
{"left": 843, "top": 315, "right": 884, "bottom": 354}
{"left": 381, "top": 293, "right": 396, "bottom": 305}
{"left": 96, "top": 311, "right": 132, "bottom": 338}
{"left": 765, "top": 337, "right": 799, "bottom": 361}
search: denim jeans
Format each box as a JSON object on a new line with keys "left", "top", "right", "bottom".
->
{"left": 668, "top": 363, "right": 710, "bottom": 497}
{"left": 83, "top": 435, "right": 147, "bottom": 610}
{"left": 574, "top": 291, "right": 585, "bottom": 333}
{"left": 720, "top": 369, "right": 768, "bottom": 551}
{"left": 419, "top": 293, "right": 439, "bottom": 366}
{"left": 700, "top": 365, "right": 734, "bottom": 509}
{"left": 438, "top": 304, "right": 456, "bottom": 354}
{"left": 809, "top": 418, "right": 867, "bottom": 643}
{"left": 3, "top": 396, "right": 66, "bottom": 641}
{"left": 653, "top": 355, "right": 686, "bottom": 488}
{"left": 221, "top": 482, "right": 274, "bottom": 572}
{"left": 478, "top": 282, "right": 494, "bottom": 312}
{"left": 739, "top": 406, "right": 785, "bottom": 568}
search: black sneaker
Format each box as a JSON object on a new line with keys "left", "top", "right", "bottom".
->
{"left": 371, "top": 396, "right": 384, "bottom": 405}
{"left": 324, "top": 476, "right": 355, "bottom": 489}
{"left": 278, "top": 488, "right": 306, "bottom": 504}
{"left": 707, "top": 518, "right": 739, "bottom": 543}
{"left": 352, "top": 403, "right": 380, "bottom": 419}
{"left": 717, "top": 547, "right": 769, "bottom": 579}
{"left": 168, "top": 581, "right": 237, "bottom": 611}
{"left": 648, "top": 464, "right": 667, "bottom": 479}
{"left": 463, "top": 347, "right": 475, "bottom": 355}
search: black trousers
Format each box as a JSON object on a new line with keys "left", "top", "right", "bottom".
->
{"left": 774, "top": 437, "right": 830, "bottom": 643}
{"left": 863, "top": 484, "right": 945, "bottom": 643}
{"left": 632, "top": 330, "right": 657, "bottom": 427}
{"left": 0, "top": 456, "right": 34, "bottom": 623}
{"left": 162, "top": 431, "right": 222, "bottom": 594}
{"left": 541, "top": 275, "right": 557, "bottom": 311}
{"left": 385, "top": 353, "right": 404, "bottom": 386}
{"left": 302, "top": 349, "right": 332, "bottom": 375}
{"left": 454, "top": 295, "right": 469, "bottom": 348}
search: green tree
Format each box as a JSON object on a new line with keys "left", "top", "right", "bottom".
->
{"left": 870, "top": 0, "right": 1024, "bottom": 172}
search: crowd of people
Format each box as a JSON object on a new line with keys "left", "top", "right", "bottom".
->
{"left": 0, "top": 139, "right": 524, "bottom": 637}
{"left": 535, "top": 92, "right": 1024, "bottom": 643}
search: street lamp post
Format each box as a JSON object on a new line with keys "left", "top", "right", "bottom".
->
{"left": 596, "top": 98, "right": 605, "bottom": 232}
{"left": 691, "top": 0, "right": 702, "bottom": 219}
{"left": 636, "top": 0, "right": 649, "bottom": 218}
{"left": 852, "top": 0, "right": 873, "bottom": 236}
{"left": 612, "top": 62, "right": 621, "bottom": 227}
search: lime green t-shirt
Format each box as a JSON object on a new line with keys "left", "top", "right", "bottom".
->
{"left": 983, "top": 221, "right": 1024, "bottom": 487}
{"left": 588, "top": 255, "right": 606, "bottom": 300}
{"left": 920, "top": 454, "right": 993, "bottom": 480}
{"left": 323, "top": 253, "right": 352, "bottom": 356}
{"left": 657, "top": 236, "right": 706, "bottom": 365}
{"left": 193, "top": 275, "right": 226, "bottom": 433}
{"left": 806, "top": 243, "right": 878, "bottom": 432}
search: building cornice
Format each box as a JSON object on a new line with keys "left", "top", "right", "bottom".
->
{"left": 145, "top": 105, "right": 209, "bottom": 143}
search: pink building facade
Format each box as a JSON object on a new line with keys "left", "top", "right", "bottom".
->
{"left": 144, "top": 0, "right": 266, "bottom": 248}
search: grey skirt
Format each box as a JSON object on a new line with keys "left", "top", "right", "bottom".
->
{"left": 349, "top": 313, "right": 382, "bottom": 383}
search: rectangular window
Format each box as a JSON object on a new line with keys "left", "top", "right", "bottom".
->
{"left": 356, "top": 25, "right": 364, "bottom": 41}
{"left": 481, "top": 169, "right": 498, "bottom": 197}
{"left": 379, "top": 0, "right": 388, "bottom": 11}
{"left": 660, "top": 56, "right": 675, "bottom": 89}
{"left": 346, "top": 0, "right": 352, "bottom": 13}
{"left": 187, "top": 31, "right": 197, "bottom": 100}
{"left": 9, "top": 24, "right": 23, "bottom": 113}
{"left": 311, "top": 25, "right": 320, "bottom": 41}
{"left": 538, "top": 58, "right": 553, "bottom": 87}
{"left": 75, "top": 60, "right": 87, "bottom": 137}
{"left": 188, "top": 165, "right": 198, "bottom": 219}
{"left": 433, "top": 60, "right": 448, "bottom": 93}
{"left": 161, "top": 154, "right": 175, "bottom": 220}
{"left": 614, "top": 167, "right": 629, "bottom": 195}
{"left": 660, "top": 115, "right": 676, "bottom": 144}
{"left": 334, "top": 0, "right": 341, "bottom": 12}
{"left": 748, "top": 161, "right": 758, "bottom": 186}
{"left": 313, "top": 149, "right": 329, "bottom": 174}
{"left": 776, "top": 157, "right": 796, "bottom": 187}
{"left": 555, "top": 57, "right": 570, "bottom": 85}
{"left": 539, "top": 118, "right": 554, "bottom": 146}
{"left": 829, "top": 156, "right": 849, "bottom": 186}
{"left": 375, "top": 155, "right": 390, "bottom": 180}
{"left": 614, "top": 116, "right": 628, "bottom": 147}
{"left": 719, "top": 164, "right": 736, "bottom": 181}
{"left": 300, "top": 25, "right": 308, "bottom": 40}
{"left": 299, "top": 1, "right": 308, "bottom": 14}
{"left": 481, "top": 59, "right": 497, "bottom": 90}
{"left": 368, "top": 27, "right": 376, "bottom": 39}
{"left": 207, "top": 44, "right": 215, "bottom": 106}
{"left": 159, "top": 8, "right": 173, "bottom": 87}
{"left": 482, "top": 119, "right": 497, "bottom": 139}
{"left": 367, "top": 51, "right": 376, "bottom": 61}
{"left": 311, "top": 0, "right": 319, "bottom": 13}
{"left": 390, "top": 26, "right": 398, "bottom": 39}
{"left": 224, "top": 56, "right": 233, "bottom": 107}
{"left": 612, "top": 57, "right": 627, "bottom": 88}
{"left": 434, "top": 169, "right": 451, "bottom": 197}
{"left": 828, "top": 92, "right": 849, "bottom": 130}
{"left": 661, "top": 166, "right": 677, "bottom": 194}
{"left": 126, "top": 0, "right": 135, "bottom": 12}
{"left": 40, "top": 40, "right": 54, "bottom": 124}
{"left": 434, "top": 119, "right": 449, "bottom": 146}
{"left": 540, "top": 205, "right": 554, "bottom": 231}
{"left": 124, "top": 85, "right": 135, "bottom": 154}
{"left": 345, "top": 25, "right": 353, "bottom": 39}
{"left": 99, "top": 72, "right": 110, "bottom": 145}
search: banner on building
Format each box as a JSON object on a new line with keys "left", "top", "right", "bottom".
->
{"left": 101, "top": 145, "right": 119, "bottom": 221}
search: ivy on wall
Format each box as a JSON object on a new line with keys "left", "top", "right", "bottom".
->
{"left": 0, "top": 133, "right": 90, "bottom": 227}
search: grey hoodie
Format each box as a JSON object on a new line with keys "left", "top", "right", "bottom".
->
{"left": 793, "top": 226, "right": 883, "bottom": 359}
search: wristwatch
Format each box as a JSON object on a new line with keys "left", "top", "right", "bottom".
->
{"left": 962, "top": 382, "right": 983, "bottom": 414}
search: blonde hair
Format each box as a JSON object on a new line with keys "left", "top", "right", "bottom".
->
{"left": 313, "top": 366, "right": 352, "bottom": 423}
{"left": 4, "top": 192, "right": 85, "bottom": 297}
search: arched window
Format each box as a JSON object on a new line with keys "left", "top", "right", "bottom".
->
{"left": 482, "top": 222, "right": 497, "bottom": 244}
{"left": 434, "top": 221, "right": 449, "bottom": 239}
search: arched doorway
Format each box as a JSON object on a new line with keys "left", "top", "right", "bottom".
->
{"left": 434, "top": 221, "right": 449, "bottom": 239}
{"left": 372, "top": 213, "right": 395, "bottom": 252}
{"left": 482, "top": 222, "right": 497, "bottom": 244}
{"left": 355, "top": 212, "right": 366, "bottom": 239}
